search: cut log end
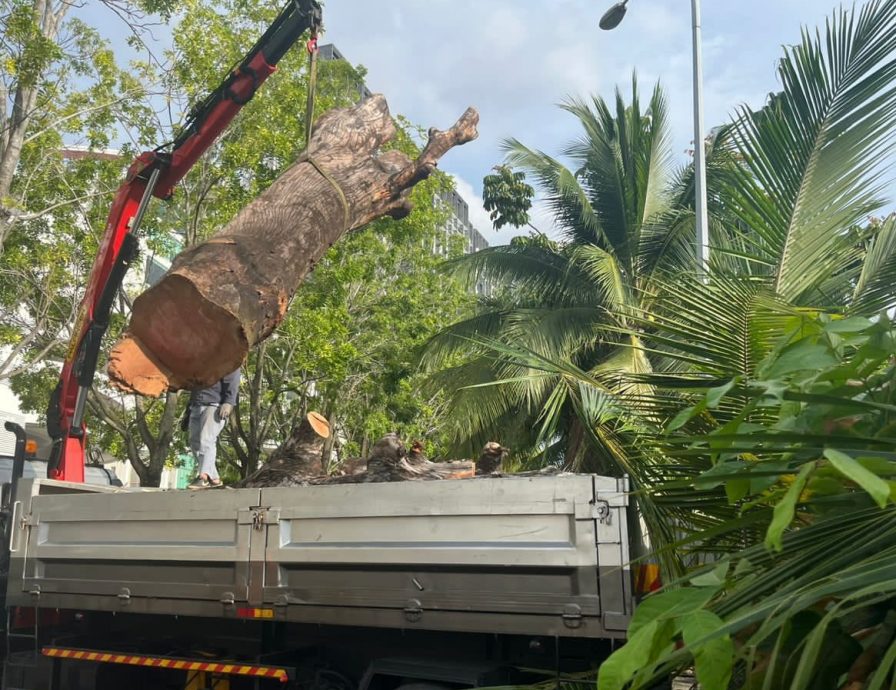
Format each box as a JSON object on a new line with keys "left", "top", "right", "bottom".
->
{"left": 108, "top": 274, "right": 248, "bottom": 395}
{"left": 307, "top": 411, "right": 330, "bottom": 439}
{"left": 107, "top": 335, "right": 172, "bottom": 397}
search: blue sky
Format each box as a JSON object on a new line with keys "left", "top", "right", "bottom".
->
{"left": 75, "top": 0, "right": 841, "bottom": 244}
{"left": 317, "top": 0, "right": 837, "bottom": 243}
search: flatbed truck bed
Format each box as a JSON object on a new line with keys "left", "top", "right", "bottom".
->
{"left": 2, "top": 473, "right": 633, "bottom": 689}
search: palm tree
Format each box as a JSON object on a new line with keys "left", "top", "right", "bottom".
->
{"left": 464, "top": 0, "right": 896, "bottom": 686}
{"left": 423, "top": 76, "right": 688, "bottom": 469}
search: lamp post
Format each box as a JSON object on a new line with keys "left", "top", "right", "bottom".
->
{"left": 600, "top": 0, "right": 710, "bottom": 277}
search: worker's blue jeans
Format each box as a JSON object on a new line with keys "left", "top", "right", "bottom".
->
{"left": 189, "top": 404, "right": 226, "bottom": 481}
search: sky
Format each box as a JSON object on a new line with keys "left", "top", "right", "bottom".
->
{"left": 313, "top": 0, "right": 835, "bottom": 245}
{"left": 74, "top": 0, "right": 838, "bottom": 245}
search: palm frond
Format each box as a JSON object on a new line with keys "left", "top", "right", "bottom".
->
{"left": 720, "top": 0, "right": 896, "bottom": 304}
{"left": 502, "top": 140, "right": 605, "bottom": 247}
{"left": 851, "top": 214, "right": 896, "bottom": 314}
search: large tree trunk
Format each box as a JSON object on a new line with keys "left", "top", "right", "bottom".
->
{"left": 108, "top": 95, "right": 478, "bottom": 396}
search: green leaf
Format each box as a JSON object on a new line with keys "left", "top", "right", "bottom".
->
{"left": 822, "top": 316, "right": 873, "bottom": 334}
{"left": 682, "top": 610, "right": 734, "bottom": 690}
{"left": 765, "top": 463, "right": 814, "bottom": 551}
{"left": 806, "top": 476, "right": 846, "bottom": 497}
{"left": 694, "top": 460, "right": 747, "bottom": 490}
{"left": 763, "top": 343, "right": 837, "bottom": 378}
{"left": 725, "top": 478, "right": 751, "bottom": 504}
{"left": 733, "top": 558, "right": 754, "bottom": 577}
{"left": 629, "top": 586, "right": 718, "bottom": 637}
{"left": 691, "top": 561, "right": 730, "bottom": 588}
{"left": 706, "top": 377, "right": 738, "bottom": 408}
{"left": 823, "top": 449, "right": 891, "bottom": 508}
{"left": 597, "top": 619, "right": 663, "bottom": 690}
{"left": 667, "top": 401, "right": 706, "bottom": 432}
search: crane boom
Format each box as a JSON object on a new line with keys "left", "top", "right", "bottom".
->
{"left": 47, "top": 0, "right": 322, "bottom": 482}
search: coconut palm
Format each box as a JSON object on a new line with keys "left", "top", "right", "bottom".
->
{"left": 423, "top": 76, "right": 696, "bottom": 468}
{"left": 463, "top": 0, "right": 896, "bottom": 685}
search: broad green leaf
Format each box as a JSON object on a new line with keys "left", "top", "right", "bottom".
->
{"left": 824, "top": 449, "right": 891, "bottom": 508}
{"left": 682, "top": 610, "right": 734, "bottom": 690}
{"left": 667, "top": 401, "right": 704, "bottom": 432}
{"left": 733, "top": 558, "right": 754, "bottom": 577}
{"left": 806, "top": 476, "right": 846, "bottom": 497}
{"left": 706, "top": 378, "right": 738, "bottom": 408}
{"left": 822, "top": 316, "right": 873, "bottom": 334}
{"left": 754, "top": 378, "right": 789, "bottom": 403}
{"left": 726, "top": 478, "right": 751, "bottom": 504}
{"left": 763, "top": 343, "right": 837, "bottom": 378}
{"left": 694, "top": 460, "right": 747, "bottom": 490}
{"left": 765, "top": 463, "right": 814, "bottom": 551}
{"left": 629, "top": 586, "right": 718, "bottom": 637}
{"left": 597, "top": 620, "right": 662, "bottom": 690}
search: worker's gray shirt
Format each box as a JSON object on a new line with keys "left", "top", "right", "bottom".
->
{"left": 189, "top": 368, "right": 241, "bottom": 407}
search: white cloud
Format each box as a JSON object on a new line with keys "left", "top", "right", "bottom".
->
{"left": 319, "top": 0, "right": 862, "bottom": 229}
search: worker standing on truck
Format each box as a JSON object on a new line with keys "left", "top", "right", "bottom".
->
{"left": 185, "top": 368, "right": 240, "bottom": 489}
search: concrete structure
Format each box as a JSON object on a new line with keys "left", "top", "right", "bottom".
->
{"left": 438, "top": 189, "right": 489, "bottom": 256}
{"left": 436, "top": 189, "right": 490, "bottom": 296}
{"left": 317, "top": 43, "right": 373, "bottom": 102}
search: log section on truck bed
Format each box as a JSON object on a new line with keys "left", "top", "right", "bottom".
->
{"left": 236, "top": 415, "right": 493, "bottom": 488}
{"left": 108, "top": 95, "right": 478, "bottom": 396}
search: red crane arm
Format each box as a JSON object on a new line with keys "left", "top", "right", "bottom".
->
{"left": 47, "top": 0, "right": 322, "bottom": 482}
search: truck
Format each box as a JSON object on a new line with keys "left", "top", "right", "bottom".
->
{"left": 1, "top": 447, "right": 634, "bottom": 689}
{"left": 0, "top": 2, "right": 641, "bottom": 687}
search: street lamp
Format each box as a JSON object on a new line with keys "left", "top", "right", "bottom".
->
{"left": 598, "top": 0, "right": 628, "bottom": 30}
{"left": 600, "top": 0, "right": 710, "bottom": 277}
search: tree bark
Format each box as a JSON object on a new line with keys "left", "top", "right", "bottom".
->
{"left": 107, "top": 95, "right": 478, "bottom": 396}
{"left": 261, "top": 433, "right": 477, "bottom": 487}
{"left": 237, "top": 411, "right": 330, "bottom": 488}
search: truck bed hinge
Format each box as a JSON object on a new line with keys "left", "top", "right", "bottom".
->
{"left": 592, "top": 500, "right": 611, "bottom": 524}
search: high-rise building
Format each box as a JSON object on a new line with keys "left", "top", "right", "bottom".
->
{"left": 437, "top": 189, "right": 489, "bottom": 256}
{"left": 317, "top": 43, "right": 372, "bottom": 102}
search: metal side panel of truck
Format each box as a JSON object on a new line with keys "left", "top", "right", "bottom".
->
{"left": 6, "top": 473, "right": 633, "bottom": 639}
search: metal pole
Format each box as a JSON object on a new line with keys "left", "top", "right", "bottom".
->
{"left": 691, "top": 0, "right": 709, "bottom": 278}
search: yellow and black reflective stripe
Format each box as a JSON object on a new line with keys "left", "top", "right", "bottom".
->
{"left": 42, "top": 647, "right": 290, "bottom": 683}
